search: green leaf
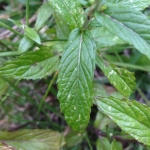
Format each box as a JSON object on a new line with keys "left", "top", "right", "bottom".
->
{"left": 0, "top": 129, "right": 65, "bottom": 150}
{"left": 95, "top": 5, "right": 150, "bottom": 59}
{"left": 54, "top": 12, "right": 71, "bottom": 39}
{"left": 96, "top": 137, "right": 111, "bottom": 150}
{"left": 96, "top": 96, "right": 150, "bottom": 146}
{"left": 101, "top": 0, "right": 150, "bottom": 10}
{"left": 0, "top": 77, "right": 8, "bottom": 97}
{"left": 48, "top": 0, "right": 84, "bottom": 29}
{"left": 57, "top": 28, "right": 96, "bottom": 133}
{"left": 111, "top": 139, "right": 123, "bottom": 150}
{"left": 18, "top": 36, "right": 34, "bottom": 53}
{"left": 0, "top": 49, "right": 59, "bottom": 80}
{"left": 65, "top": 131, "right": 85, "bottom": 148}
{"left": 96, "top": 54, "right": 136, "bottom": 97}
{"left": 25, "top": 27, "right": 41, "bottom": 44}
{"left": 35, "top": 3, "right": 53, "bottom": 31}
{"left": 8, "top": 18, "right": 23, "bottom": 28}
{"left": 91, "top": 26, "right": 125, "bottom": 48}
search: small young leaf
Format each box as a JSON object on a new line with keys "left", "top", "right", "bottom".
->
{"left": 18, "top": 36, "right": 34, "bottom": 53}
{"left": 96, "top": 54, "right": 136, "bottom": 97}
{"left": 8, "top": 18, "right": 23, "bottom": 28}
{"left": 48, "top": 0, "right": 84, "bottom": 29}
{"left": 95, "top": 5, "right": 150, "bottom": 59}
{"left": 0, "top": 49, "right": 59, "bottom": 80}
{"left": 96, "top": 137, "right": 111, "bottom": 150}
{"left": 58, "top": 28, "right": 96, "bottom": 133}
{"left": 111, "top": 139, "right": 123, "bottom": 150}
{"left": 96, "top": 96, "right": 150, "bottom": 146}
{"left": 25, "top": 27, "right": 41, "bottom": 44}
{"left": 0, "top": 129, "right": 65, "bottom": 150}
{"left": 35, "top": 3, "right": 54, "bottom": 31}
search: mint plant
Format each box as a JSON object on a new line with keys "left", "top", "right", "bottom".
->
{"left": 0, "top": 0, "right": 150, "bottom": 147}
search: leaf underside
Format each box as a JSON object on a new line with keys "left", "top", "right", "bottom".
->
{"left": 58, "top": 28, "right": 96, "bottom": 133}
{"left": 96, "top": 96, "right": 150, "bottom": 146}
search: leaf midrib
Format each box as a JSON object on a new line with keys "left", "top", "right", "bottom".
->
{"left": 98, "top": 98, "right": 150, "bottom": 129}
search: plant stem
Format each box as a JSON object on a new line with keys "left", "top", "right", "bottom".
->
{"left": 0, "top": 51, "right": 21, "bottom": 57}
{"left": 136, "top": 87, "right": 150, "bottom": 105}
{"left": 83, "top": 0, "right": 100, "bottom": 29}
{"left": 38, "top": 71, "right": 58, "bottom": 115}
{"left": 26, "top": 0, "right": 30, "bottom": 26}
{"left": 0, "top": 21, "right": 23, "bottom": 37}
{"left": 85, "top": 136, "right": 93, "bottom": 150}
{"left": 110, "top": 62, "right": 150, "bottom": 72}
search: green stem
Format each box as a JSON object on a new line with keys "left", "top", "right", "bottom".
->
{"left": 38, "top": 71, "right": 58, "bottom": 115}
{"left": 26, "top": 0, "right": 30, "bottom": 26}
{"left": 0, "top": 21, "right": 23, "bottom": 37}
{"left": 136, "top": 87, "right": 150, "bottom": 105}
{"left": 0, "top": 51, "right": 21, "bottom": 57}
{"left": 115, "top": 52, "right": 123, "bottom": 62}
{"left": 83, "top": 0, "right": 100, "bottom": 29}
{"left": 1, "top": 76, "right": 37, "bottom": 106}
{"left": 110, "top": 62, "right": 150, "bottom": 72}
{"left": 0, "top": 76, "right": 60, "bottom": 126}
{"left": 85, "top": 136, "right": 93, "bottom": 150}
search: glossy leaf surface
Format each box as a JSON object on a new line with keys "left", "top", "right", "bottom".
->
{"left": 96, "top": 96, "right": 150, "bottom": 145}
{"left": 58, "top": 28, "right": 96, "bottom": 132}
{"left": 95, "top": 5, "right": 150, "bottom": 59}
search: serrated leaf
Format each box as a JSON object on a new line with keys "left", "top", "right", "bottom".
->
{"left": 35, "top": 3, "right": 53, "bottom": 31}
{"left": 48, "top": 0, "right": 84, "bottom": 29}
{"left": 96, "top": 96, "right": 150, "bottom": 146}
{"left": 0, "top": 49, "right": 59, "bottom": 80}
{"left": 111, "top": 139, "right": 123, "bottom": 150}
{"left": 96, "top": 54, "right": 136, "bottom": 97}
{"left": 57, "top": 28, "right": 96, "bottom": 133}
{"left": 101, "top": 0, "right": 150, "bottom": 10}
{"left": 25, "top": 27, "right": 41, "bottom": 44}
{"left": 18, "top": 36, "right": 34, "bottom": 53}
{"left": 0, "top": 129, "right": 65, "bottom": 150}
{"left": 95, "top": 5, "right": 150, "bottom": 59}
{"left": 0, "top": 77, "right": 8, "bottom": 97}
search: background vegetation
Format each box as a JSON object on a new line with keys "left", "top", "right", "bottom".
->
{"left": 0, "top": 0, "right": 150, "bottom": 149}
